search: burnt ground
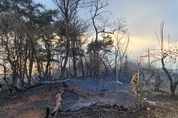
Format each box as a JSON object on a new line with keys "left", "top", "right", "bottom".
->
{"left": 0, "top": 76, "right": 178, "bottom": 118}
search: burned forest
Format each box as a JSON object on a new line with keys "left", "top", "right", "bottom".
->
{"left": 0, "top": 0, "right": 178, "bottom": 118}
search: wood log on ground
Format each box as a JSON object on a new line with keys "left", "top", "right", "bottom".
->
{"left": 1, "top": 83, "right": 42, "bottom": 92}
{"left": 51, "top": 89, "right": 64, "bottom": 117}
{"left": 1, "top": 79, "right": 70, "bottom": 92}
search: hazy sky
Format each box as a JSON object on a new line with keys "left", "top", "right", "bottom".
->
{"left": 36, "top": 0, "right": 178, "bottom": 58}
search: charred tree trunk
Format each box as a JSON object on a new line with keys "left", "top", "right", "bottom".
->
{"left": 44, "top": 42, "right": 51, "bottom": 80}
{"left": 80, "top": 55, "right": 85, "bottom": 76}
{"left": 72, "top": 45, "right": 77, "bottom": 77}
{"left": 154, "top": 72, "right": 163, "bottom": 91}
{"left": 162, "top": 57, "right": 177, "bottom": 96}
{"left": 0, "top": 64, "right": 12, "bottom": 93}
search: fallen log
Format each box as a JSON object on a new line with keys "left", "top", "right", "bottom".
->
{"left": 51, "top": 89, "right": 64, "bottom": 117}
{"left": 1, "top": 79, "right": 70, "bottom": 92}
{"left": 2, "top": 83, "right": 42, "bottom": 92}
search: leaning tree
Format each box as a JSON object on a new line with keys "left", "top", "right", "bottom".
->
{"left": 154, "top": 21, "right": 178, "bottom": 96}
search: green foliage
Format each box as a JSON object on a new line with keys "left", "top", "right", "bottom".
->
{"left": 54, "top": 20, "right": 66, "bottom": 36}
{"left": 39, "top": 9, "right": 58, "bottom": 26}
{"left": 87, "top": 35, "right": 113, "bottom": 53}
{"left": 0, "top": 0, "right": 58, "bottom": 28}
{"left": 0, "top": 0, "right": 60, "bottom": 84}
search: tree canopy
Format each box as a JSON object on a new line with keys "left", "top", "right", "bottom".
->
{"left": 0, "top": 0, "right": 130, "bottom": 90}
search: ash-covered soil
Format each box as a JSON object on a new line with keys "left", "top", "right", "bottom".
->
{"left": 0, "top": 76, "right": 178, "bottom": 118}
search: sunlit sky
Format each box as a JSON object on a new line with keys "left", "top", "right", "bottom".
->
{"left": 36, "top": 0, "right": 178, "bottom": 58}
